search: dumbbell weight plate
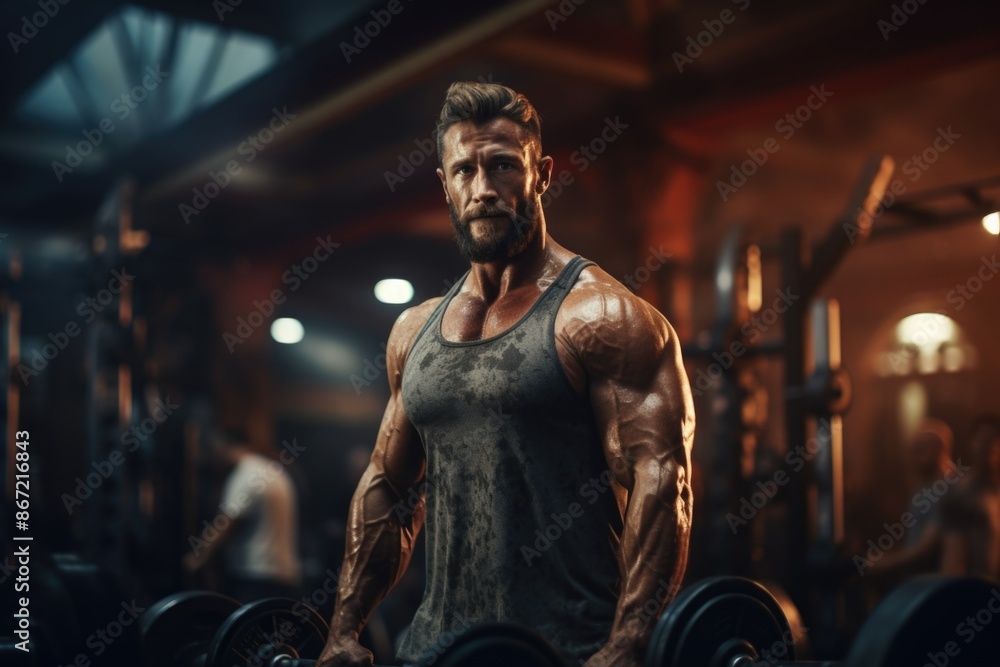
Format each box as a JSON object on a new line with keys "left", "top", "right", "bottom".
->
{"left": 139, "top": 591, "right": 242, "bottom": 667}
{"left": 846, "top": 576, "right": 1000, "bottom": 667}
{"left": 645, "top": 577, "right": 794, "bottom": 667}
{"left": 206, "top": 598, "right": 328, "bottom": 667}
{"left": 420, "top": 622, "right": 568, "bottom": 667}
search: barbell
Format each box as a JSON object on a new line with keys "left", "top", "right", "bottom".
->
{"left": 646, "top": 575, "right": 1000, "bottom": 667}
{"left": 139, "top": 592, "right": 567, "bottom": 667}
{"left": 137, "top": 574, "right": 1000, "bottom": 667}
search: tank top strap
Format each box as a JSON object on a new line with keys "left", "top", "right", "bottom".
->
{"left": 535, "top": 255, "right": 595, "bottom": 313}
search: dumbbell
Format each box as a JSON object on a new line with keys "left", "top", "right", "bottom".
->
{"left": 645, "top": 575, "right": 1000, "bottom": 667}
{"left": 140, "top": 593, "right": 568, "bottom": 667}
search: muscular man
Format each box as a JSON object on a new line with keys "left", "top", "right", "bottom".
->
{"left": 319, "top": 81, "right": 694, "bottom": 667}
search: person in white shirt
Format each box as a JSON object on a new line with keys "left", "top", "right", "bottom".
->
{"left": 184, "top": 429, "right": 302, "bottom": 601}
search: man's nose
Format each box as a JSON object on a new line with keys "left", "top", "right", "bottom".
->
{"left": 472, "top": 167, "right": 498, "bottom": 203}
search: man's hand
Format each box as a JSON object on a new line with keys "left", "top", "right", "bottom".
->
{"left": 583, "top": 641, "right": 642, "bottom": 667}
{"left": 315, "top": 636, "right": 374, "bottom": 667}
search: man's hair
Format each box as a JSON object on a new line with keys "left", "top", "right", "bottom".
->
{"left": 435, "top": 81, "right": 542, "bottom": 164}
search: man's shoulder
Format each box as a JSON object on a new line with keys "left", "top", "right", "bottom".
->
{"left": 563, "top": 263, "right": 669, "bottom": 333}
{"left": 391, "top": 297, "right": 443, "bottom": 342}
{"left": 385, "top": 296, "right": 447, "bottom": 369}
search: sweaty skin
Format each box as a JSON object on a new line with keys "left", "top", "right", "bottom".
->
{"left": 318, "top": 117, "right": 694, "bottom": 667}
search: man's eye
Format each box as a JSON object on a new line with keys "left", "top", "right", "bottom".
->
{"left": 496, "top": 162, "right": 513, "bottom": 171}
{"left": 457, "top": 166, "right": 473, "bottom": 175}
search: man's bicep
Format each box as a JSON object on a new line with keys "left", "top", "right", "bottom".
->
{"left": 369, "top": 391, "right": 425, "bottom": 497}
{"left": 366, "top": 306, "right": 429, "bottom": 497}
{"left": 587, "top": 308, "right": 694, "bottom": 487}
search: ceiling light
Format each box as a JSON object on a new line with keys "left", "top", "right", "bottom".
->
{"left": 271, "top": 317, "right": 304, "bottom": 344}
{"left": 982, "top": 211, "right": 1000, "bottom": 235}
{"left": 374, "top": 279, "right": 414, "bottom": 304}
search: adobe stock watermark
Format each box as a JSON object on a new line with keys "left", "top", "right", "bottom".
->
{"left": 595, "top": 576, "right": 684, "bottom": 659}
{"left": 339, "top": 0, "right": 412, "bottom": 63}
{"left": 56, "top": 599, "right": 146, "bottom": 666}
{"left": 385, "top": 107, "right": 626, "bottom": 197}
{"left": 853, "top": 459, "right": 969, "bottom": 575}
{"left": 223, "top": 235, "right": 339, "bottom": 352}
{"left": 546, "top": 0, "right": 586, "bottom": 31}
{"left": 179, "top": 106, "right": 297, "bottom": 224}
{"left": 61, "top": 396, "right": 180, "bottom": 514}
{"left": 291, "top": 565, "right": 343, "bottom": 622}
{"left": 7, "top": 0, "right": 72, "bottom": 54}
{"left": 725, "top": 419, "right": 828, "bottom": 534}
{"left": 413, "top": 614, "right": 473, "bottom": 666}
{"left": 187, "top": 438, "right": 306, "bottom": 556}
{"left": 672, "top": 0, "right": 751, "bottom": 73}
{"left": 505, "top": 115, "right": 630, "bottom": 213}
{"left": 877, "top": 258, "right": 996, "bottom": 375}
{"left": 349, "top": 341, "right": 389, "bottom": 394}
{"left": 205, "top": 565, "right": 343, "bottom": 667}
{"left": 946, "top": 254, "right": 998, "bottom": 311}
{"left": 16, "top": 268, "right": 134, "bottom": 386}
{"left": 383, "top": 73, "right": 495, "bottom": 192}
{"left": 843, "top": 126, "right": 960, "bottom": 243}
{"left": 717, "top": 84, "right": 833, "bottom": 202}
{"left": 51, "top": 65, "right": 170, "bottom": 182}
{"left": 922, "top": 588, "right": 1000, "bottom": 667}
{"left": 393, "top": 475, "right": 435, "bottom": 525}
{"left": 877, "top": 0, "right": 931, "bottom": 41}
{"left": 748, "top": 626, "right": 809, "bottom": 667}
{"left": 622, "top": 246, "right": 673, "bottom": 291}
{"left": 521, "top": 454, "right": 635, "bottom": 566}
{"left": 690, "top": 288, "right": 799, "bottom": 397}
{"left": 213, "top": 0, "right": 243, "bottom": 21}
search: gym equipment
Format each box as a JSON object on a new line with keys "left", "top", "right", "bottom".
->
{"left": 206, "top": 597, "right": 329, "bottom": 667}
{"left": 139, "top": 595, "right": 325, "bottom": 667}
{"left": 0, "top": 552, "right": 137, "bottom": 666}
{"left": 645, "top": 577, "right": 804, "bottom": 667}
{"left": 138, "top": 594, "right": 568, "bottom": 667}
{"left": 140, "top": 591, "right": 242, "bottom": 667}
{"left": 645, "top": 575, "right": 1000, "bottom": 667}
{"left": 121, "top": 574, "right": 1000, "bottom": 667}
{"left": 683, "top": 155, "right": 895, "bottom": 651}
{"left": 845, "top": 576, "right": 1000, "bottom": 666}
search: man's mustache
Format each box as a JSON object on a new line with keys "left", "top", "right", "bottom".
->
{"left": 462, "top": 203, "right": 516, "bottom": 223}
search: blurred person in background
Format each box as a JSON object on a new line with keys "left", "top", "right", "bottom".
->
{"left": 942, "top": 418, "right": 1000, "bottom": 580}
{"left": 868, "top": 418, "right": 957, "bottom": 583}
{"left": 184, "top": 428, "right": 302, "bottom": 600}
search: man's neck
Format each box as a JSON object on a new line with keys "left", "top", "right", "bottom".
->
{"left": 466, "top": 232, "right": 552, "bottom": 303}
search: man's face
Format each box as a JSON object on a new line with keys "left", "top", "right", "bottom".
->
{"left": 436, "top": 117, "right": 552, "bottom": 262}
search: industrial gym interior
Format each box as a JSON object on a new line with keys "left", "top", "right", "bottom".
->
{"left": 2, "top": 0, "right": 999, "bottom": 665}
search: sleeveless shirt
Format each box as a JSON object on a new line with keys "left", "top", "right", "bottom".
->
{"left": 397, "top": 256, "right": 622, "bottom": 665}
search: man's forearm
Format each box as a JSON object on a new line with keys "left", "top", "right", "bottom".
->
{"left": 329, "top": 472, "right": 424, "bottom": 639}
{"left": 607, "top": 470, "right": 692, "bottom": 658}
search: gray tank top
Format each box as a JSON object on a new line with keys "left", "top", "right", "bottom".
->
{"left": 397, "top": 256, "right": 622, "bottom": 665}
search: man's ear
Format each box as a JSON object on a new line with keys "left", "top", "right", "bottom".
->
{"left": 536, "top": 155, "right": 554, "bottom": 195}
{"left": 436, "top": 167, "right": 450, "bottom": 203}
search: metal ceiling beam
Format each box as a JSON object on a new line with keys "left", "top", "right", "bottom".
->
{"left": 0, "top": 0, "right": 120, "bottom": 121}
{"left": 137, "top": 0, "right": 555, "bottom": 201}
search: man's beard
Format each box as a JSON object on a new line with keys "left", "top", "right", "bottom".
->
{"left": 449, "top": 198, "right": 539, "bottom": 262}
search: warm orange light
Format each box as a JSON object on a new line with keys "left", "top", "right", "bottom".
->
{"left": 983, "top": 212, "right": 1000, "bottom": 235}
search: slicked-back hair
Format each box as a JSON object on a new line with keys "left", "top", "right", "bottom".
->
{"left": 435, "top": 81, "right": 542, "bottom": 164}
